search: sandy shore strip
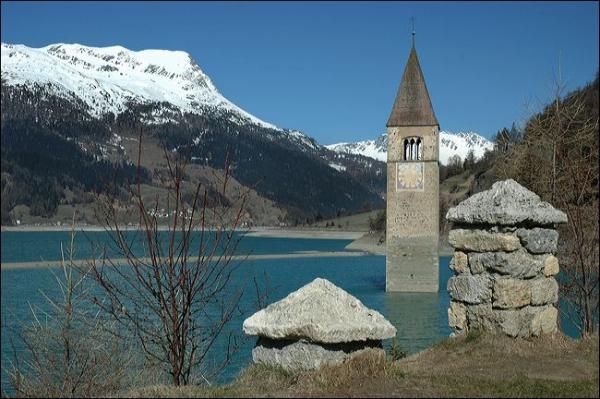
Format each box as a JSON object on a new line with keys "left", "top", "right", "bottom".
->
{"left": 1, "top": 226, "right": 365, "bottom": 239}
{"left": 344, "top": 233, "right": 455, "bottom": 257}
{"left": 345, "top": 232, "right": 386, "bottom": 255}
{"left": 245, "top": 229, "right": 365, "bottom": 240}
{"left": 1, "top": 251, "right": 372, "bottom": 270}
{"left": 1, "top": 225, "right": 202, "bottom": 232}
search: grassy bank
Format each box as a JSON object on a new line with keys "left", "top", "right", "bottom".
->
{"left": 122, "top": 332, "right": 599, "bottom": 398}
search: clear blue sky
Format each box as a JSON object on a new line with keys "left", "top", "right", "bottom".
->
{"left": 1, "top": 1, "right": 598, "bottom": 143}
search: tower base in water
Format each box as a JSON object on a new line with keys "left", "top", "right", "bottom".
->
{"left": 386, "top": 236, "right": 439, "bottom": 292}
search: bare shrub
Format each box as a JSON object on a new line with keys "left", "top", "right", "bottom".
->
{"left": 87, "top": 131, "right": 252, "bottom": 386}
{"left": 5, "top": 224, "right": 131, "bottom": 398}
{"left": 496, "top": 76, "right": 599, "bottom": 336}
{"left": 368, "top": 209, "right": 386, "bottom": 233}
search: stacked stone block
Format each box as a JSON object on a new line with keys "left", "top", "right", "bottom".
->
{"left": 243, "top": 278, "right": 396, "bottom": 370}
{"left": 445, "top": 180, "right": 567, "bottom": 337}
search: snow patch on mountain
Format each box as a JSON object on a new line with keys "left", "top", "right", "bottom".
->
{"left": 326, "top": 134, "right": 388, "bottom": 163}
{"left": 326, "top": 131, "right": 493, "bottom": 165}
{"left": 438, "top": 131, "right": 494, "bottom": 164}
{"left": 328, "top": 162, "right": 347, "bottom": 172}
{"left": 287, "top": 130, "right": 320, "bottom": 151}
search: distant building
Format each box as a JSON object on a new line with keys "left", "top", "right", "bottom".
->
{"left": 386, "top": 40, "right": 439, "bottom": 292}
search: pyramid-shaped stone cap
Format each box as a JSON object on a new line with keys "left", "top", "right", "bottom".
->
{"left": 243, "top": 278, "right": 397, "bottom": 344}
{"left": 446, "top": 179, "right": 568, "bottom": 226}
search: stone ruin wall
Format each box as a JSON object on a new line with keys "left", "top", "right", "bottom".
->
{"left": 447, "top": 225, "right": 561, "bottom": 337}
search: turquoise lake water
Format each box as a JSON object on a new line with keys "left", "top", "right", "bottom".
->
{"left": 0, "top": 230, "right": 354, "bottom": 263}
{"left": 0, "top": 230, "right": 578, "bottom": 391}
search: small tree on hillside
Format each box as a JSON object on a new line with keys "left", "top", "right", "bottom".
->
{"left": 368, "top": 209, "right": 386, "bottom": 234}
{"left": 446, "top": 154, "right": 463, "bottom": 177}
{"left": 463, "top": 149, "right": 476, "bottom": 171}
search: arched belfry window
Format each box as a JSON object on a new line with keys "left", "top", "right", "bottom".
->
{"left": 403, "top": 136, "right": 423, "bottom": 161}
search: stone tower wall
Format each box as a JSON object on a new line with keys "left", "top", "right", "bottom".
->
{"left": 386, "top": 125, "right": 439, "bottom": 292}
{"left": 387, "top": 126, "right": 439, "bottom": 162}
{"left": 386, "top": 158, "right": 439, "bottom": 237}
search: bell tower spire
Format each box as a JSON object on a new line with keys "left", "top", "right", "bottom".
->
{"left": 385, "top": 34, "right": 440, "bottom": 293}
{"left": 386, "top": 39, "right": 438, "bottom": 128}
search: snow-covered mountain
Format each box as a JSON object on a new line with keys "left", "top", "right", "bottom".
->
{"left": 1, "top": 42, "right": 274, "bottom": 124}
{"left": 1, "top": 42, "right": 319, "bottom": 150}
{"left": 326, "top": 131, "right": 493, "bottom": 165}
{"left": 1, "top": 42, "right": 384, "bottom": 220}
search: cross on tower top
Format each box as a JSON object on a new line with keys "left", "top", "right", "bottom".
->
{"left": 411, "top": 17, "right": 416, "bottom": 47}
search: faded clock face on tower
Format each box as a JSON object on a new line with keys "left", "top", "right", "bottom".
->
{"left": 396, "top": 162, "right": 424, "bottom": 191}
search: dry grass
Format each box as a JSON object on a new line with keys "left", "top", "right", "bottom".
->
{"left": 122, "top": 332, "right": 599, "bottom": 398}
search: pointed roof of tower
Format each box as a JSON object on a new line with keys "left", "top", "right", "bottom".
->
{"left": 387, "top": 45, "right": 438, "bottom": 127}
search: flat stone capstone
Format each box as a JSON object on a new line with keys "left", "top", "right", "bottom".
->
{"left": 243, "top": 277, "right": 396, "bottom": 344}
{"left": 446, "top": 179, "right": 567, "bottom": 226}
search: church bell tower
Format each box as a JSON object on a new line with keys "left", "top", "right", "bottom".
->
{"left": 385, "top": 40, "right": 439, "bottom": 292}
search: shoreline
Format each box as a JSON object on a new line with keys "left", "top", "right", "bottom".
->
{"left": 1, "top": 227, "right": 453, "bottom": 257}
{"left": 1, "top": 224, "right": 193, "bottom": 232}
{"left": 1, "top": 225, "right": 368, "bottom": 240}
{"left": 0, "top": 225, "right": 366, "bottom": 240}
{"left": 245, "top": 229, "right": 365, "bottom": 240}
{"left": 0, "top": 250, "right": 372, "bottom": 270}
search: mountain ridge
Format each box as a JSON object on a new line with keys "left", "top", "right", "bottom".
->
{"left": 326, "top": 131, "right": 494, "bottom": 165}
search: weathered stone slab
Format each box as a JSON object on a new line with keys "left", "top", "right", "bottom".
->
{"left": 450, "top": 251, "right": 469, "bottom": 274}
{"left": 543, "top": 255, "right": 560, "bottom": 276}
{"left": 468, "top": 250, "right": 544, "bottom": 279}
{"left": 466, "top": 304, "right": 516, "bottom": 334}
{"left": 529, "top": 305, "right": 558, "bottom": 336}
{"left": 496, "top": 309, "right": 534, "bottom": 337}
{"left": 448, "top": 229, "right": 521, "bottom": 252}
{"left": 446, "top": 179, "right": 568, "bottom": 226}
{"left": 447, "top": 275, "right": 492, "bottom": 304}
{"left": 466, "top": 304, "right": 557, "bottom": 337}
{"left": 489, "top": 226, "right": 518, "bottom": 233}
{"left": 252, "top": 337, "right": 384, "bottom": 370}
{"left": 448, "top": 301, "right": 467, "bottom": 331}
{"left": 516, "top": 228, "right": 559, "bottom": 254}
{"left": 243, "top": 278, "right": 396, "bottom": 343}
{"left": 530, "top": 278, "right": 559, "bottom": 305}
{"left": 492, "top": 278, "right": 531, "bottom": 309}
{"left": 468, "top": 253, "right": 486, "bottom": 274}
